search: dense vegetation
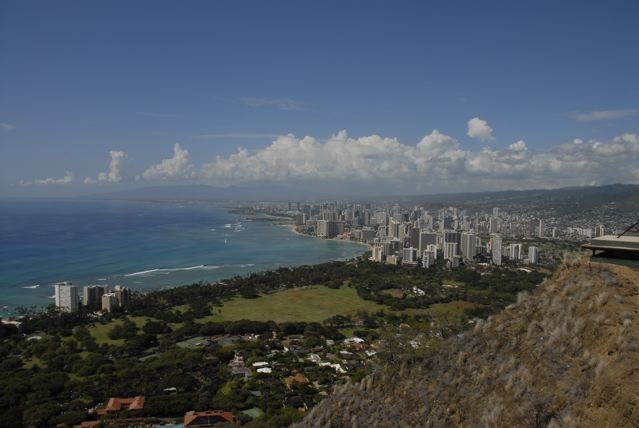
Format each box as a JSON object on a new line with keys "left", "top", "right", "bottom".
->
{"left": 1, "top": 257, "right": 546, "bottom": 427}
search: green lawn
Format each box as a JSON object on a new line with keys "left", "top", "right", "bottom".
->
{"left": 200, "top": 285, "right": 388, "bottom": 323}
{"left": 88, "top": 316, "right": 152, "bottom": 345}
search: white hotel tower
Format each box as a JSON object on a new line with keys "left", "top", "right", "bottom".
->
{"left": 54, "top": 281, "right": 79, "bottom": 313}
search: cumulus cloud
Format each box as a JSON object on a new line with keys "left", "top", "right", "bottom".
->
{"left": 85, "top": 151, "right": 127, "bottom": 184}
{"left": 198, "top": 130, "right": 639, "bottom": 191}
{"left": 20, "top": 171, "right": 73, "bottom": 186}
{"left": 241, "top": 97, "right": 304, "bottom": 111}
{"left": 467, "top": 117, "right": 495, "bottom": 142}
{"left": 0, "top": 122, "right": 15, "bottom": 130}
{"left": 570, "top": 109, "right": 637, "bottom": 122}
{"left": 142, "top": 143, "right": 194, "bottom": 180}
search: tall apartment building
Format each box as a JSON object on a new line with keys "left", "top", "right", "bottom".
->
{"left": 490, "top": 235, "right": 503, "bottom": 266}
{"left": 55, "top": 282, "right": 79, "bottom": 312}
{"left": 528, "top": 246, "right": 539, "bottom": 264}
{"left": 83, "top": 285, "right": 106, "bottom": 306}
{"left": 418, "top": 232, "right": 437, "bottom": 255}
{"left": 444, "top": 242, "right": 458, "bottom": 261}
{"left": 460, "top": 232, "right": 477, "bottom": 261}
{"left": 101, "top": 293, "right": 119, "bottom": 313}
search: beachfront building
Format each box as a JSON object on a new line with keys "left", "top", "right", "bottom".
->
{"left": 101, "top": 293, "right": 119, "bottom": 313}
{"left": 83, "top": 285, "right": 106, "bottom": 306}
{"left": 54, "top": 281, "right": 79, "bottom": 312}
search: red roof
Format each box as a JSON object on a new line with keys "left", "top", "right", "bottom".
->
{"left": 96, "top": 396, "right": 145, "bottom": 415}
{"left": 184, "top": 410, "right": 236, "bottom": 426}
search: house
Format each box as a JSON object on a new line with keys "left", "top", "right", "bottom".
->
{"left": 184, "top": 410, "right": 237, "bottom": 426}
{"left": 96, "top": 396, "right": 145, "bottom": 416}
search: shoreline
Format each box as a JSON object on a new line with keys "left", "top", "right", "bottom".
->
{"left": 279, "top": 223, "right": 373, "bottom": 251}
{"left": 2, "top": 212, "right": 368, "bottom": 315}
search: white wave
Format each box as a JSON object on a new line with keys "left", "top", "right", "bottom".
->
{"left": 125, "top": 265, "right": 222, "bottom": 277}
{"left": 48, "top": 295, "right": 55, "bottom": 299}
{"left": 209, "top": 228, "right": 216, "bottom": 232}
{"left": 239, "top": 263, "right": 256, "bottom": 268}
{"left": 223, "top": 224, "right": 232, "bottom": 228}
{"left": 125, "top": 269, "right": 161, "bottom": 277}
{"left": 23, "top": 284, "right": 40, "bottom": 289}
{"left": 96, "top": 278, "right": 107, "bottom": 281}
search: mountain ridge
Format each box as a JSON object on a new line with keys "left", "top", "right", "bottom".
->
{"left": 295, "top": 257, "right": 639, "bottom": 427}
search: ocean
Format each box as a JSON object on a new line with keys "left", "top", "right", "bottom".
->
{"left": 0, "top": 198, "right": 366, "bottom": 313}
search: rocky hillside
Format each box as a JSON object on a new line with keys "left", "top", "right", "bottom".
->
{"left": 295, "top": 258, "right": 639, "bottom": 427}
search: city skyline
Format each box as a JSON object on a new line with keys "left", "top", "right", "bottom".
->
{"left": 1, "top": 1, "right": 638, "bottom": 196}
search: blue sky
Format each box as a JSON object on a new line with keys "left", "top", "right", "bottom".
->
{"left": 1, "top": 0, "right": 638, "bottom": 196}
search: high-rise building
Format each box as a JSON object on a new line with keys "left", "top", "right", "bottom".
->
{"left": 490, "top": 235, "right": 502, "bottom": 266}
{"left": 83, "top": 285, "right": 106, "bottom": 306}
{"left": 493, "top": 207, "right": 500, "bottom": 217}
{"left": 419, "top": 232, "right": 437, "bottom": 254}
{"left": 444, "top": 242, "right": 458, "bottom": 261}
{"left": 426, "top": 244, "right": 438, "bottom": 260}
{"left": 402, "top": 247, "right": 418, "bottom": 265}
{"left": 388, "top": 218, "right": 401, "bottom": 239}
{"left": 509, "top": 243, "right": 522, "bottom": 261}
{"left": 538, "top": 219, "right": 544, "bottom": 238}
{"left": 410, "top": 227, "right": 420, "bottom": 248}
{"left": 422, "top": 250, "right": 435, "bottom": 268}
{"left": 444, "top": 231, "right": 461, "bottom": 255}
{"left": 595, "top": 225, "right": 605, "bottom": 237}
{"left": 460, "top": 232, "right": 477, "bottom": 261}
{"left": 55, "top": 282, "right": 79, "bottom": 312}
{"left": 528, "top": 246, "right": 539, "bottom": 264}
{"left": 113, "top": 285, "right": 131, "bottom": 307}
{"left": 489, "top": 217, "right": 499, "bottom": 234}
{"left": 101, "top": 293, "right": 119, "bottom": 313}
{"left": 371, "top": 245, "right": 384, "bottom": 263}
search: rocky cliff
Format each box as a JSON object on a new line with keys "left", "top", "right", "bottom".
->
{"left": 296, "top": 258, "right": 639, "bottom": 427}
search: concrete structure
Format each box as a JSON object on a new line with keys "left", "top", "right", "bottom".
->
{"left": 528, "top": 246, "right": 539, "bottom": 264}
{"left": 83, "top": 285, "right": 105, "bottom": 307}
{"left": 370, "top": 245, "right": 384, "bottom": 263}
{"left": 422, "top": 250, "right": 435, "bottom": 268}
{"left": 444, "top": 242, "right": 458, "bottom": 261}
{"left": 419, "top": 231, "right": 437, "bottom": 254}
{"left": 54, "top": 282, "right": 79, "bottom": 313}
{"left": 402, "top": 247, "right": 417, "bottom": 265}
{"left": 509, "top": 243, "right": 522, "bottom": 261}
{"left": 461, "top": 232, "right": 477, "bottom": 261}
{"left": 101, "top": 293, "right": 119, "bottom": 313}
{"left": 490, "top": 235, "right": 503, "bottom": 266}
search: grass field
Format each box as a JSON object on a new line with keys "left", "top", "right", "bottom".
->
{"left": 88, "top": 316, "right": 152, "bottom": 345}
{"left": 200, "top": 285, "right": 388, "bottom": 324}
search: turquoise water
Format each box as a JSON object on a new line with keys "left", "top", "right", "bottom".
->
{"left": 0, "top": 199, "right": 366, "bottom": 313}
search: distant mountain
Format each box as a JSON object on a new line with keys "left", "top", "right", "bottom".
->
{"left": 81, "top": 183, "right": 639, "bottom": 213}
{"left": 400, "top": 183, "right": 639, "bottom": 214}
{"left": 295, "top": 258, "right": 639, "bottom": 427}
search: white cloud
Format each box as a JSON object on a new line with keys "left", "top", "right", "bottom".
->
{"left": 198, "top": 130, "right": 639, "bottom": 191}
{"left": 508, "top": 140, "right": 527, "bottom": 152}
{"left": 0, "top": 122, "right": 15, "bottom": 130}
{"left": 241, "top": 97, "right": 304, "bottom": 111}
{"left": 570, "top": 109, "right": 637, "bottom": 122}
{"left": 85, "top": 151, "right": 127, "bottom": 184}
{"left": 142, "top": 143, "right": 193, "bottom": 180}
{"left": 467, "top": 117, "right": 495, "bottom": 142}
{"left": 20, "top": 171, "right": 73, "bottom": 186}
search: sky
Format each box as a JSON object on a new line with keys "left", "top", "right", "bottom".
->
{"left": 1, "top": 0, "right": 638, "bottom": 197}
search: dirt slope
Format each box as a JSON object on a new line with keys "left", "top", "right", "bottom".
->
{"left": 295, "top": 258, "right": 639, "bottom": 427}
